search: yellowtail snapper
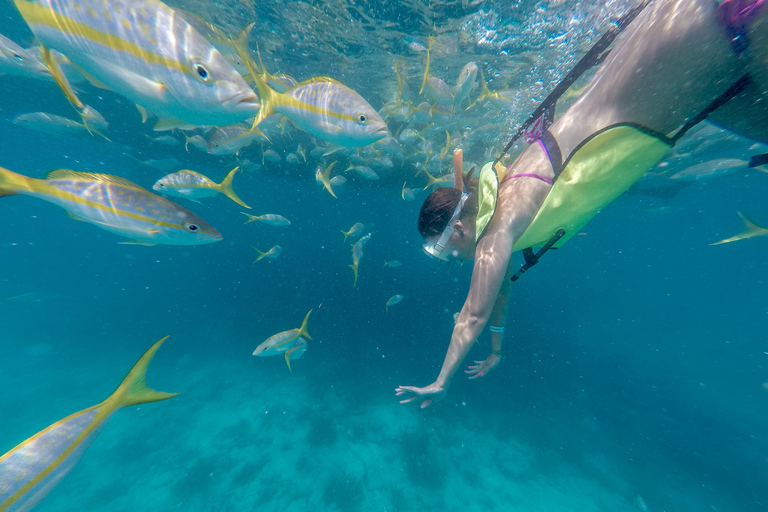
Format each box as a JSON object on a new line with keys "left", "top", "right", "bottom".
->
{"left": 0, "top": 337, "right": 178, "bottom": 512}
{"left": 233, "top": 25, "right": 388, "bottom": 147}
{"left": 12, "top": 0, "right": 259, "bottom": 126}
{"left": 153, "top": 167, "right": 250, "bottom": 209}
{"left": 253, "top": 310, "right": 312, "bottom": 373}
{"left": 0, "top": 166, "right": 222, "bottom": 245}
{"left": 253, "top": 245, "right": 282, "bottom": 262}
{"left": 241, "top": 213, "right": 291, "bottom": 226}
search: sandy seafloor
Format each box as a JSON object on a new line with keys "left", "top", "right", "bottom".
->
{"left": 1, "top": 0, "right": 767, "bottom": 511}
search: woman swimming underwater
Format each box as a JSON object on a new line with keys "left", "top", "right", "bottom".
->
{"left": 396, "top": 0, "right": 768, "bottom": 408}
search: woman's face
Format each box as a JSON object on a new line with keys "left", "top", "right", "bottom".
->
{"left": 424, "top": 220, "right": 476, "bottom": 262}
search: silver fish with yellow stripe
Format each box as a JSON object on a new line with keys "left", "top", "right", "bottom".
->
{"left": 0, "top": 337, "right": 178, "bottom": 512}
{"left": 253, "top": 310, "right": 312, "bottom": 373}
{"left": 0, "top": 166, "right": 222, "bottom": 245}
{"left": 232, "top": 26, "right": 387, "bottom": 147}
{"left": 153, "top": 167, "right": 250, "bottom": 209}
{"left": 12, "top": 0, "right": 258, "bottom": 126}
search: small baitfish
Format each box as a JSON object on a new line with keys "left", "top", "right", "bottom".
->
{"left": 401, "top": 182, "right": 416, "bottom": 201}
{"left": 386, "top": 294, "right": 404, "bottom": 312}
{"left": 341, "top": 222, "right": 365, "bottom": 243}
{"left": 13, "top": 106, "right": 108, "bottom": 138}
{"left": 241, "top": 213, "right": 290, "bottom": 226}
{"left": 349, "top": 233, "right": 371, "bottom": 288}
{"left": 253, "top": 245, "right": 282, "bottom": 263}
{"left": 153, "top": 167, "right": 250, "bottom": 209}
{"left": 12, "top": 0, "right": 259, "bottom": 126}
{"left": 0, "top": 337, "right": 178, "bottom": 512}
{"left": 0, "top": 166, "right": 222, "bottom": 245}
{"left": 253, "top": 310, "right": 312, "bottom": 372}
{"left": 206, "top": 122, "right": 260, "bottom": 155}
{"left": 452, "top": 62, "right": 478, "bottom": 108}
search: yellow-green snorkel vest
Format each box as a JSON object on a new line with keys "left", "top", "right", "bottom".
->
{"left": 476, "top": 124, "right": 673, "bottom": 250}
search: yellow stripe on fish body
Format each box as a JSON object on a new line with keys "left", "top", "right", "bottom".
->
{"left": 247, "top": 64, "right": 388, "bottom": 147}
{"left": 0, "top": 166, "right": 222, "bottom": 245}
{"left": 13, "top": 0, "right": 258, "bottom": 126}
{"left": 153, "top": 167, "right": 250, "bottom": 208}
{"left": 0, "top": 337, "right": 178, "bottom": 512}
{"left": 271, "top": 78, "right": 388, "bottom": 147}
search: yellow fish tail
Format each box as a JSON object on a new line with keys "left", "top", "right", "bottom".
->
{"left": 217, "top": 166, "right": 251, "bottom": 209}
{"left": 0, "top": 166, "right": 36, "bottom": 197}
{"left": 298, "top": 310, "right": 312, "bottom": 340}
{"left": 253, "top": 247, "right": 268, "bottom": 262}
{"left": 101, "top": 336, "right": 179, "bottom": 410}
{"left": 349, "top": 262, "right": 359, "bottom": 288}
{"left": 40, "top": 45, "right": 85, "bottom": 111}
{"left": 468, "top": 68, "right": 492, "bottom": 109}
{"left": 233, "top": 24, "right": 277, "bottom": 128}
{"left": 710, "top": 211, "right": 768, "bottom": 245}
{"left": 319, "top": 161, "right": 337, "bottom": 198}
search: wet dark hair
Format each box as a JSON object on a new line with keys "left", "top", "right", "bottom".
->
{"left": 417, "top": 171, "right": 478, "bottom": 240}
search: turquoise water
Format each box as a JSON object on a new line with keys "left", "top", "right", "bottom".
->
{"left": 1, "top": 1, "right": 767, "bottom": 511}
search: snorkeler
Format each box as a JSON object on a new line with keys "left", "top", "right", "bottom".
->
{"left": 396, "top": 0, "right": 768, "bottom": 408}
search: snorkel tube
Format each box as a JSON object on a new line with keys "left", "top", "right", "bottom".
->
{"left": 453, "top": 149, "right": 463, "bottom": 192}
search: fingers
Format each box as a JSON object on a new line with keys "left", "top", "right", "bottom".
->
{"left": 420, "top": 398, "right": 432, "bottom": 409}
{"left": 395, "top": 386, "right": 414, "bottom": 396}
{"left": 467, "top": 372, "right": 483, "bottom": 380}
{"left": 396, "top": 386, "right": 419, "bottom": 404}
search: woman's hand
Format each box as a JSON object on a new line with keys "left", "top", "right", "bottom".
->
{"left": 395, "top": 382, "right": 447, "bottom": 408}
{"left": 465, "top": 352, "right": 501, "bottom": 379}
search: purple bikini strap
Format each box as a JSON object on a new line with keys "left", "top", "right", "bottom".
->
{"left": 717, "top": 0, "right": 765, "bottom": 55}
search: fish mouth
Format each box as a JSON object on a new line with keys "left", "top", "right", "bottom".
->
{"left": 201, "top": 232, "right": 224, "bottom": 243}
{"left": 226, "top": 90, "right": 259, "bottom": 111}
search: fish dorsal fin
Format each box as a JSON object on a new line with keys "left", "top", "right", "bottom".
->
{"left": 46, "top": 169, "right": 144, "bottom": 188}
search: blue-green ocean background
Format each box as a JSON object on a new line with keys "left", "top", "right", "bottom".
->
{"left": 1, "top": 0, "right": 767, "bottom": 511}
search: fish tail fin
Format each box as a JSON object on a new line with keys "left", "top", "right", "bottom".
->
{"left": 321, "top": 161, "right": 337, "bottom": 198}
{"left": 341, "top": 229, "right": 350, "bottom": 243}
{"left": 0, "top": 165, "right": 34, "bottom": 196}
{"left": 422, "top": 169, "right": 438, "bottom": 190}
{"left": 298, "top": 310, "right": 312, "bottom": 340}
{"left": 233, "top": 24, "right": 277, "bottom": 128}
{"left": 468, "top": 68, "right": 491, "bottom": 109}
{"left": 41, "top": 46, "right": 85, "bottom": 111}
{"left": 349, "top": 262, "right": 359, "bottom": 288}
{"left": 217, "top": 166, "right": 251, "bottom": 209}
{"left": 710, "top": 211, "right": 767, "bottom": 245}
{"left": 105, "top": 336, "right": 178, "bottom": 410}
{"left": 241, "top": 212, "right": 258, "bottom": 224}
{"left": 253, "top": 247, "right": 267, "bottom": 262}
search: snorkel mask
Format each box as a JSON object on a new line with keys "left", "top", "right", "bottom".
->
{"left": 422, "top": 149, "right": 467, "bottom": 262}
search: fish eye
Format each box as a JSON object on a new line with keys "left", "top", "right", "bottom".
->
{"left": 185, "top": 223, "right": 199, "bottom": 232}
{"left": 193, "top": 62, "right": 210, "bottom": 82}
{"left": 357, "top": 113, "right": 367, "bottom": 124}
